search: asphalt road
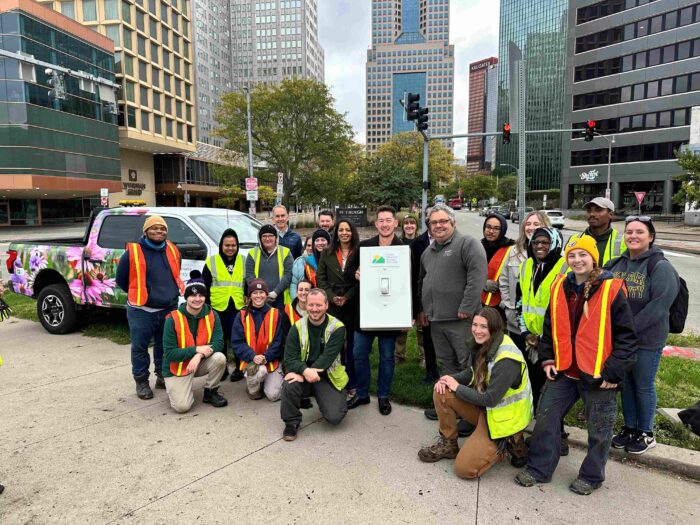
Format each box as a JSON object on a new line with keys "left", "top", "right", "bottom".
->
{"left": 455, "top": 210, "right": 700, "bottom": 333}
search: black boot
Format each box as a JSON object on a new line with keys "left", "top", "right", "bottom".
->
{"left": 229, "top": 369, "right": 245, "bottom": 382}
{"left": 134, "top": 374, "right": 153, "bottom": 400}
{"left": 560, "top": 431, "right": 570, "bottom": 457}
{"left": 221, "top": 365, "right": 230, "bottom": 382}
{"left": 0, "top": 483, "right": 5, "bottom": 495}
{"left": 203, "top": 387, "right": 228, "bottom": 408}
{"left": 154, "top": 373, "right": 165, "bottom": 389}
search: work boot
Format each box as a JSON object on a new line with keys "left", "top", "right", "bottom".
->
{"left": 457, "top": 420, "right": 475, "bottom": 438}
{"left": 283, "top": 423, "right": 299, "bottom": 441}
{"left": 229, "top": 369, "right": 245, "bottom": 382}
{"left": 134, "top": 374, "right": 153, "bottom": 400}
{"left": 203, "top": 388, "right": 228, "bottom": 408}
{"left": 418, "top": 436, "right": 459, "bottom": 463}
{"left": 560, "top": 431, "right": 570, "bottom": 457}
{"left": 300, "top": 398, "right": 313, "bottom": 410}
{"left": 424, "top": 408, "right": 438, "bottom": 420}
{"left": 154, "top": 374, "right": 165, "bottom": 390}
{"left": 221, "top": 365, "right": 230, "bottom": 382}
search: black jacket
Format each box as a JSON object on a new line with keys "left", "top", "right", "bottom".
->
{"left": 410, "top": 231, "right": 431, "bottom": 319}
{"left": 539, "top": 271, "right": 637, "bottom": 385}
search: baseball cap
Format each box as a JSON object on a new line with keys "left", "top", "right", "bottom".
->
{"left": 584, "top": 197, "right": 614, "bottom": 212}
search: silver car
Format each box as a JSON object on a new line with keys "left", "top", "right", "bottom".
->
{"left": 544, "top": 209, "right": 565, "bottom": 229}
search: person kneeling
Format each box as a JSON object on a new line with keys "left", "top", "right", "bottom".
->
{"left": 418, "top": 307, "right": 532, "bottom": 479}
{"left": 232, "top": 279, "right": 284, "bottom": 401}
{"left": 162, "top": 271, "right": 228, "bottom": 413}
{"left": 280, "top": 288, "right": 349, "bottom": 441}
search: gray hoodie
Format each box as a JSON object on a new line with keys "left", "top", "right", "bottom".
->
{"left": 605, "top": 245, "right": 679, "bottom": 351}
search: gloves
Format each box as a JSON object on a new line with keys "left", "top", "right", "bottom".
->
{"left": 483, "top": 280, "right": 499, "bottom": 293}
{"left": 266, "top": 291, "right": 278, "bottom": 303}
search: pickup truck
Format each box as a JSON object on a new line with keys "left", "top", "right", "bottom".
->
{"left": 6, "top": 207, "right": 261, "bottom": 334}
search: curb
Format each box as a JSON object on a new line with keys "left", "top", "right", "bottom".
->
{"left": 655, "top": 243, "right": 700, "bottom": 256}
{"left": 565, "top": 425, "right": 700, "bottom": 481}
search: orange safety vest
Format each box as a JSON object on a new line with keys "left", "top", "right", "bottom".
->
{"left": 285, "top": 303, "right": 302, "bottom": 325}
{"left": 549, "top": 275, "right": 625, "bottom": 378}
{"left": 482, "top": 246, "right": 512, "bottom": 307}
{"left": 239, "top": 308, "right": 280, "bottom": 372}
{"left": 127, "top": 241, "right": 185, "bottom": 306}
{"left": 168, "top": 309, "right": 215, "bottom": 377}
{"left": 304, "top": 263, "right": 317, "bottom": 287}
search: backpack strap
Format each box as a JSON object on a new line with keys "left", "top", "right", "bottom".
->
{"left": 645, "top": 251, "right": 666, "bottom": 277}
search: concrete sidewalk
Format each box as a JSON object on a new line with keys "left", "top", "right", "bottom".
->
{"left": 1, "top": 318, "right": 699, "bottom": 524}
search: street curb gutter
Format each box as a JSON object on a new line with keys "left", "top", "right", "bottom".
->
{"left": 655, "top": 242, "right": 700, "bottom": 256}
{"left": 565, "top": 425, "right": 700, "bottom": 481}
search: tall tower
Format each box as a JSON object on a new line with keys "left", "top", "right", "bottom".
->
{"left": 230, "top": 0, "right": 325, "bottom": 91}
{"left": 366, "top": 0, "right": 455, "bottom": 152}
{"left": 467, "top": 57, "right": 498, "bottom": 172}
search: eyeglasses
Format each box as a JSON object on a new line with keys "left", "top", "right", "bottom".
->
{"left": 429, "top": 219, "right": 451, "bottom": 227}
{"left": 484, "top": 225, "right": 501, "bottom": 231}
{"left": 625, "top": 215, "right": 652, "bottom": 224}
{"left": 531, "top": 240, "right": 551, "bottom": 246}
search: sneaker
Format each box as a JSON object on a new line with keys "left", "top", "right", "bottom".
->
{"left": 569, "top": 477, "right": 600, "bottom": 496}
{"left": 418, "top": 436, "right": 459, "bottom": 463}
{"left": 625, "top": 431, "right": 656, "bottom": 455}
{"left": 203, "top": 387, "right": 228, "bottom": 408}
{"left": 514, "top": 470, "right": 539, "bottom": 487}
{"left": 611, "top": 426, "right": 636, "bottom": 449}
{"left": 283, "top": 423, "right": 299, "bottom": 441}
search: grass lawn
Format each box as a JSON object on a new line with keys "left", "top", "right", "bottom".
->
{"left": 6, "top": 291, "right": 700, "bottom": 450}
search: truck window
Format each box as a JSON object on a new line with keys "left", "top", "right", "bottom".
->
{"left": 165, "top": 217, "right": 206, "bottom": 258}
{"left": 97, "top": 215, "right": 146, "bottom": 249}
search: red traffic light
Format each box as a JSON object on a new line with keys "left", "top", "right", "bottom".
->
{"left": 587, "top": 120, "right": 596, "bottom": 129}
{"left": 502, "top": 123, "right": 511, "bottom": 144}
{"left": 504, "top": 123, "right": 511, "bottom": 132}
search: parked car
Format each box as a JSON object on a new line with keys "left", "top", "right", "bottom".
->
{"left": 510, "top": 207, "right": 535, "bottom": 223}
{"left": 489, "top": 206, "right": 511, "bottom": 219}
{"left": 448, "top": 197, "right": 462, "bottom": 210}
{"left": 543, "top": 209, "right": 566, "bottom": 229}
{"left": 434, "top": 194, "right": 446, "bottom": 205}
{"left": 6, "top": 207, "right": 262, "bottom": 334}
{"left": 478, "top": 206, "right": 491, "bottom": 216}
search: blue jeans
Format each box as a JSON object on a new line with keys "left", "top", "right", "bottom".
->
{"left": 621, "top": 348, "right": 662, "bottom": 433}
{"left": 353, "top": 330, "right": 396, "bottom": 398}
{"left": 127, "top": 305, "right": 172, "bottom": 378}
{"left": 526, "top": 374, "right": 617, "bottom": 486}
{"left": 343, "top": 328, "right": 357, "bottom": 391}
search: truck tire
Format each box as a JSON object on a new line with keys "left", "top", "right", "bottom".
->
{"left": 37, "top": 284, "right": 78, "bottom": 334}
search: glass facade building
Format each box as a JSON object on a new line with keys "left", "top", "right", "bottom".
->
{"left": 0, "top": 0, "right": 120, "bottom": 225}
{"left": 467, "top": 57, "right": 498, "bottom": 172}
{"left": 496, "top": 0, "right": 569, "bottom": 190}
{"left": 366, "top": 0, "right": 455, "bottom": 152}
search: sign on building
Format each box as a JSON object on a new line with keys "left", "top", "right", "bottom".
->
{"left": 337, "top": 208, "right": 368, "bottom": 228}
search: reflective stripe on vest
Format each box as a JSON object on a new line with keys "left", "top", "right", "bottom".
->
{"left": 240, "top": 308, "right": 279, "bottom": 372}
{"left": 482, "top": 246, "right": 512, "bottom": 306}
{"left": 206, "top": 254, "right": 245, "bottom": 311}
{"left": 169, "top": 309, "right": 214, "bottom": 377}
{"left": 519, "top": 257, "right": 568, "bottom": 336}
{"left": 252, "top": 246, "right": 292, "bottom": 305}
{"left": 485, "top": 336, "right": 533, "bottom": 440}
{"left": 297, "top": 315, "right": 348, "bottom": 391}
{"left": 569, "top": 230, "right": 627, "bottom": 266}
{"left": 285, "top": 303, "right": 301, "bottom": 324}
{"left": 550, "top": 275, "right": 624, "bottom": 378}
{"left": 304, "top": 263, "right": 317, "bottom": 287}
{"left": 127, "top": 241, "right": 184, "bottom": 306}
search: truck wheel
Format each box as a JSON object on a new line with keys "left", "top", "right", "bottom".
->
{"left": 37, "top": 284, "right": 78, "bottom": 334}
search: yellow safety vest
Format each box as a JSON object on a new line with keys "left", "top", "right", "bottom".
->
{"left": 519, "top": 257, "right": 568, "bottom": 336}
{"left": 251, "top": 246, "right": 292, "bottom": 305}
{"left": 297, "top": 315, "right": 348, "bottom": 391}
{"left": 569, "top": 230, "right": 626, "bottom": 266}
{"left": 205, "top": 254, "right": 246, "bottom": 311}
{"left": 484, "top": 336, "right": 533, "bottom": 440}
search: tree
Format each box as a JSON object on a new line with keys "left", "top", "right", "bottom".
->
{"left": 216, "top": 79, "right": 355, "bottom": 206}
{"left": 498, "top": 176, "right": 518, "bottom": 202}
{"left": 674, "top": 149, "right": 700, "bottom": 207}
{"left": 461, "top": 175, "right": 498, "bottom": 203}
{"left": 211, "top": 164, "right": 247, "bottom": 209}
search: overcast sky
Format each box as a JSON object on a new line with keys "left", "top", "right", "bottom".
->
{"left": 318, "top": 1, "right": 500, "bottom": 159}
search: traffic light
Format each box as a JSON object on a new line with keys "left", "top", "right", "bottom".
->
{"left": 405, "top": 92, "right": 420, "bottom": 121}
{"left": 585, "top": 120, "right": 596, "bottom": 142}
{"left": 45, "top": 68, "right": 66, "bottom": 100}
{"left": 416, "top": 107, "right": 429, "bottom": 132}
{"left": 502, "top": 123, "right": 511, "bottom": 144}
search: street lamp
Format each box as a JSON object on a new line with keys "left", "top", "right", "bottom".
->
{"left": 596, "top": 133, "right": 615, "bottom": 201}
{"left": 176, "top": 154, "right": 190, "bottom": 207}
{"left": 243, "top": 85, "right": 255, "bottom": 212}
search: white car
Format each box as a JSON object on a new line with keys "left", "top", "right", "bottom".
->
{"left": 544, "top": 209, "right": 565, "bottom": 229}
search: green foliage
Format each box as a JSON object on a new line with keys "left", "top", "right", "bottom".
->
{"left": 498, "top": 176, "right": 518, "bottom": 202}
{"left": 460, "top": 174, "right": 498, "bottom": 202}
{"left": 211, "top": 164, "right": 246, "bottom": 209}
{"left": 216, "top": 79, "right": 355, "bottom": 206}
{"left": 294, "top": 143, "right": 363, "bottom": 207}
{"left": 674, "top": 149, "right": 700, "bottom": 206}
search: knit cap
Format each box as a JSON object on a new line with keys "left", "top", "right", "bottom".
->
{"left": 143, "top": 215, "right": 168, "bottom": 233}
{"left": 184, "top": 270, "right": 207, "bottom": 299}
{"left": 258, "top": 224, "right": 278, "bottom": 243}
{"left": 564, "top": 235, "right": 599, "bottom": 265}
{"left": 248, "top": 278, "right": 269, "bottom": 296}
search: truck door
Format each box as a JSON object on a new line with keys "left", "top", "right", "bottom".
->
{"left": 161, "top": 217, "right": 208, "bottom": 282}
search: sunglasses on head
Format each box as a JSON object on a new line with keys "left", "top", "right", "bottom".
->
{"left": 625, "top": 215, "right": 652, "bottom": 224}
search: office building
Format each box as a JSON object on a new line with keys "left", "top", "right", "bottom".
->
{"left": 39, "top": 0, "right": 197, "bottom": 207}
{"left": 561, "top": 0, "right": 699, "bottom": 213}
{"left": 467, "top": 57, "right": 498, "bottom": 172}
{"left": 230, "top": 0, "right": 324, "bottom": 91}
{"left": 0, "top": 0, "right": 120, "bottom": 225}
{"left": 496, "top": 0, "right": 569, "bottom": 190}
{"left": 365, "top": 0, "right": 455, "bottom": 152}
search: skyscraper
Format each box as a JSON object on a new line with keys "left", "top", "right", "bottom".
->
{"left": 230, "top": 0, "right": 324, "bottom": 91}
{"left": 366, "top": 0, "right": 455, "bottom": 152}
{"left": 467, "top": 57, "right": 498, "bottom": 172}
{"left": 496, "top": 0, "right": 569, "bottom": 190}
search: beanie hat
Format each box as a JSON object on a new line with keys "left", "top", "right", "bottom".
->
{"left": 248, "top": 278, "right": 269, "bottom": 296}
{"left": 184, "top": 270, "right": 207, "bottom": 299}
{"left": 402, "top": 214, "right": 418, "bottom": 225}
{"left": 143, "top": 215, "right": 168, "bottom": 233}
{"left": 564, "top": 235, "right": 599, "bottom": 265}
{"left": 311, "top": 228, "right": 331, "bottom": 245}
{"left": 258, "top": 224, "right": 278, "bottom": 243}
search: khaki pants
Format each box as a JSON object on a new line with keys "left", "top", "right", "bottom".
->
{"left": 395, "top": 326, "right": 425, "bottom": 363}
{"left": 246, "top": 365, "right": 284, "bottom": 401}
{"left": 165, "top": 353, "right": 226, "bottom": 413}
{"left": 433, "top": 390, "right": 506, "bottom": 479}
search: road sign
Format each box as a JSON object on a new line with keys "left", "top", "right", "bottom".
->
{"left": 634, "top": 191, "right": 646, "bottom": 205}
{"left": 457, "top": 188, "right": 462, "bottom": 197}
{"left": 277, "top": 172, "right": 284, "bottom": 184}
{"left": 246, "top": 190, "right": 258, "bottom": 201}
{"left": 100, "top": 196, "right": 108, "bottom": 207}
{"left": 245, "top": 177, "right": 258, "bottom": 191}
{"left": 100, "top": 188, "right": 108, "bottom": 198}
{"left": 249, "top": 205, "right": 256, "bottom": 215}
{"left": 276, "top": 183, "right": 284, "bottom": 196}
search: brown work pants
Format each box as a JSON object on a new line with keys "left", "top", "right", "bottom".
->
{"left": 434, "top": 389, "right": 516, "bottom": 479}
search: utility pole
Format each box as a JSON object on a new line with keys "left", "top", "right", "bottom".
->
{"left": 244, "top": 85, "right": 254, "bottom": 214}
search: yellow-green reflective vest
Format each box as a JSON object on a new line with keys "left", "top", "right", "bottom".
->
{"left": 485, "top": 336, "right": 533, "bottom": 440}
{"left": 205, "top": 254, "right": 246, "bottom": 311}
{"left": 568, "top": 230, "right": 626, "bottom": 266}
{"left": 519, "top": 257, "right": 568, "bottom": 336}
{"left": 297, "top": 315, "right": 348, "bottom": 391}
{"left": 251, "top": 246, "right": 292, "bottom": 305}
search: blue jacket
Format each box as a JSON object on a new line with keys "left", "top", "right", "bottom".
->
{"left": 116, "top": 237, "right": 180, "bottom": 309}
{"left": 278, "top": 228, "right": 303, "bottom": 259}
{"left": 231, "top": 304, "right": 284, "bottom": 364}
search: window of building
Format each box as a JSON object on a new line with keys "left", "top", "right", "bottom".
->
{"left": 648, "top": 48, "right": 660, "bottom": 66}
{"left": 633, "top": 83, "right": 644, "bottom": 100}
{"left": 662, "top": 45, "right": 675, "bottom": 64}
{"left": 658, "top": 111, "right": 671, "bottom": 127}
{"left": 140, "top": 85, "right": 149, "bottom": 106}
{"left": 660, "top": 78, "right": 673, "bottom": 96}
{"left": 82, "top": 0, "right": 97, "bottom": 21}
{"left": 122, "top": 28, "right": 133, "bottom": 50}
{"left": 141, "top": 110, "right": 150, "bottom": 131}
{"left": 122, "top": 0, "right": 131, "bottom": 24}
{"left": 104, "top": 0, "right": 118, "bottom": 19}
{"left": 105, "top": 24, "right": 120, "bottom": 46}
{"left": 634, "top": 51, "right": 646, "bottom": 69}
{"left": 646, "top": 80, "right": 658, "bottom": 98}
{"left": 154, "top": 115, "right": 162, "bottom": 134}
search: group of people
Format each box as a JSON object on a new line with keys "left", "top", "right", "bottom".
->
{"left": 115, "top": 197, "right": 681, "bottom": 494}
